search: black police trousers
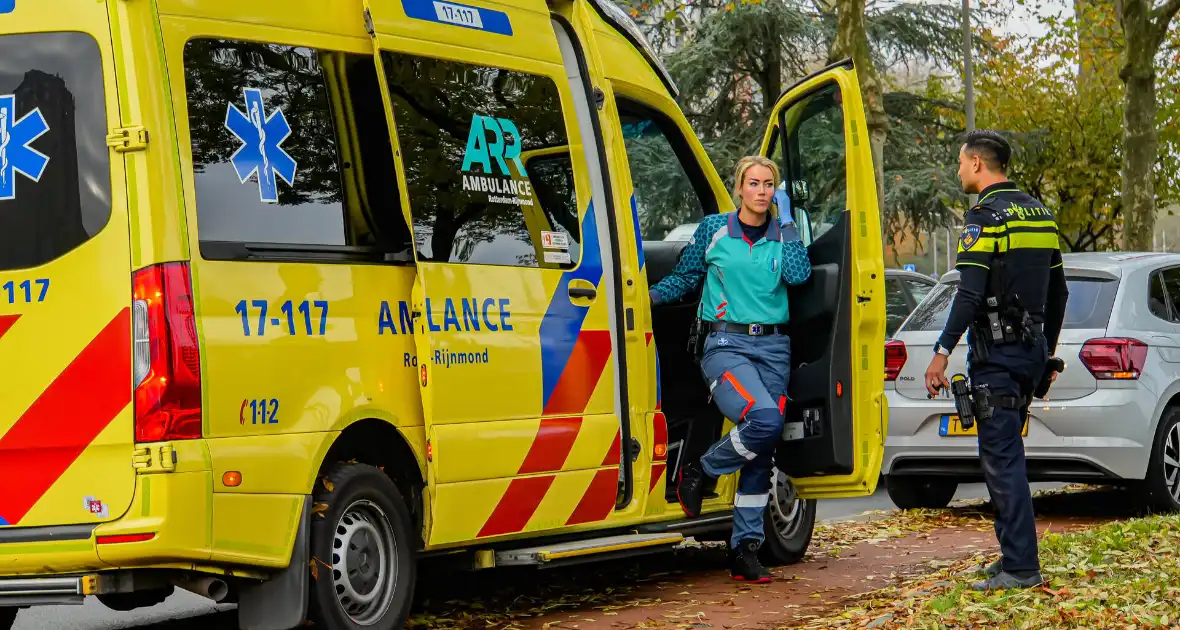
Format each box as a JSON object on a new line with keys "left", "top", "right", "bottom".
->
{"left": 967, "top": 333, "right": 1049, "bottom": 574}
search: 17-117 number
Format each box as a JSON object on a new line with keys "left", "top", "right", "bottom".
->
{"left": 235, "top": 299, "right": 328, "bottom": 336}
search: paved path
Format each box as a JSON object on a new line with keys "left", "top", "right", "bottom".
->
{"left": 9, "top": 482, "right": 1066, "bottom": 630}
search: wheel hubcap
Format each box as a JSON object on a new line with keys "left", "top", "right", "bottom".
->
{"left": 1165, "top": 424, "right": 1180, "bottom": 504}
{"left": 768, "top": 467, "right": 805, "bottom": 539}
{"left": 331, "top": 499, "right": 398, "bottom": 625}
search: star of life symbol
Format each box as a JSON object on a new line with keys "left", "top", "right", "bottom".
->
{"left": 83, "top": 496, "right": 109, "bottom": 519}
{"left": 225, "top": 88, "right": 297, "bottom": 204}
{"left": 0, "top": 94, "right": 49, "bottom": 201}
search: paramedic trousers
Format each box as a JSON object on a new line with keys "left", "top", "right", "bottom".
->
{"left": 697, "top": 330, "right": 790, "bottom": 549}
{"left": 967, "top": 333, "right": 1049, "bottom": 575}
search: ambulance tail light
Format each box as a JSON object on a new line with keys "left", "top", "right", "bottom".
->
{"left": 885, "top": 339, "right": 907, "bottom": 381}
{"left": 1080, "top": 337, "right": 1147, "bottom": 380}
{"left": 132, "top": 262, "right": 202, "bottom": 442}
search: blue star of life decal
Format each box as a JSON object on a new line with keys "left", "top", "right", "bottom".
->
{"left": 225, "top": 88, "right": 297, "bottom": 204}
{"left": 0, "top": 95, "right": 50, "bottom": 201}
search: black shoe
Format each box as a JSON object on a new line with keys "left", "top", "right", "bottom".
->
{"left": 677, "top": 461, "right": 707, "bottom": 517}
{"left": 978, "top": 557, "right": 1003, "bottom": 578}
{"left": 970, "top": 570, "right": 1043, "bottom": 591}
{"left": 730, "top": 540, "right": 772, "bottom": 583}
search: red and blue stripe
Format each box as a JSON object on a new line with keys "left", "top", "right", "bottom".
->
{"left": 629, "top": 194, "right": 645, "bottom": 270}
{"left": 539, "top": 203, "right": 610, "bottom": 415}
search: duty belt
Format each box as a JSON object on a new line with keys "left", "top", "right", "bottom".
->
{"left": 709, "top": 321, "right": 788, "bottom": 336}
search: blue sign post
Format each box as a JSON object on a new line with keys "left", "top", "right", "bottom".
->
{"left": 903, "top": 264, "right": 916, "bottom": 272}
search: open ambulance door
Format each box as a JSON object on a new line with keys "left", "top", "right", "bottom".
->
{"left": 760, "top": 60, "right": 887, "bottom": 499}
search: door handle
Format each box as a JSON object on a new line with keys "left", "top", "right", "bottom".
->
{"left": 569, "top": 286, "right": 597, "bottom": 299}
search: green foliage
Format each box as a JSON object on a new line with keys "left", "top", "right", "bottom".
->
{"left": 973, "top": 0, "right": 1124, "bottom": 251}
{"left": 616, "top": 0, "right": 976, "bottom": 242}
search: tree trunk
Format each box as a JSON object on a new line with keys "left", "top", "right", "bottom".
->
{"left": 1116, "top": 0, "right": 1180, "bottom": 251}
{"left": 828, "top": 0, "right": 887, "bottom": 228}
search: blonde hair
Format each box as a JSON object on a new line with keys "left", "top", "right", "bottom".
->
{"left": 732, "top": 155, "right": 781, "bottom": 217}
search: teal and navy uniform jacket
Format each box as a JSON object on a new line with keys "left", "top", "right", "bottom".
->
{"left": 648, "top": 210, "right": 811, "bottom": 551}
{"left": 649, "top": 211, "right": 812, "bottom": 319}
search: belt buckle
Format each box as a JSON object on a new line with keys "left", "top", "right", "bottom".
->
{"left": 749, "top": 324, "right": 763, "bottom": 335}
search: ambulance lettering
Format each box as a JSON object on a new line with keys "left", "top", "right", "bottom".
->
{"left": 378, "top": 298, "right": 513, "bottom": 334}
{"left": 460, "top": 113, "right": 532, "bottom": 206}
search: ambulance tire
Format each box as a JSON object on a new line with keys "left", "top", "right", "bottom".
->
{"left": 760, "top": 473, "right": 817, "bottom": 568}
{"left": 308, "top": 463, "right": 416, "bottom": 630}
{"left": 0, "top": 607, "right": 15, "bottom": 630}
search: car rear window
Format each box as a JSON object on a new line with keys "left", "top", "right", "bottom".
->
{"left": 900, "top": 276, "right": 1119, "bottom": 332}
{"left": 0, "top": 32, "right": 111, "bottom": 271}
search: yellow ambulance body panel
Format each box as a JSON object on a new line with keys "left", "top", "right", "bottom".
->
{"left": 0, "top": 0, "right": 886, "bottom": 626}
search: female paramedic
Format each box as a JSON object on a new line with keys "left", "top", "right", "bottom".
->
{"left": 648, "top": 155, "right": 812, "bottom": 583}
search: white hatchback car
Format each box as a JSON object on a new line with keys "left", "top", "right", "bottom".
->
{"left": 882, "top": 252, "right": 1180, "bottom": 512}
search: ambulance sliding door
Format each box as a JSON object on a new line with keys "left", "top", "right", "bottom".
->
{"left": 363, "top": 0, "right": 636, "bottom": 546}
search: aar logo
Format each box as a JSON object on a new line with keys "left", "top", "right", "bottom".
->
{"left": 0, "top": 95, "right": 49, "bottom": 201}
{"left": 461, "top": 113, "right": 527, "bottom": 176}
{"left": 960, "top": 224, "right": 982, "bottom": 250}
{"left": 225, "top": 88, "right": 297, "bottom": 204}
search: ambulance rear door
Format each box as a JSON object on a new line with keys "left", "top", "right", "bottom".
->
{"left": 363, "top": 0, "right": 637, "bottom": 546}
{"left": 0, "top": 1, "right": 137, "bottom": 529}
{"left": 759, "top": 60, "right": 887, "bottom": 499}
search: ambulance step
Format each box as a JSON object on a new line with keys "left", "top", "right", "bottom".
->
{"left": 494, "top": 533, "right": 685, "bottom": 567}
{"left": 0, "top": 576, "right": 92, "bottom": 606}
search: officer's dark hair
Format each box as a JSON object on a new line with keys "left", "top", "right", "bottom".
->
{"left": 963, "top": 130, "right": 1011, "bottom": 174}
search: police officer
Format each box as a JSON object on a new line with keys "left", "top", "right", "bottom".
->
{"left": 923, "top": 130, "right": 1068, "bottom": 591}
{"left": 650, "top": 156, "right": 811, "bottom": 584}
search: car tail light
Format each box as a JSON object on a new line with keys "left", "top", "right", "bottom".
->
{"left": 885, "top": 339, "right": 907, "bottom": 381}
{"left": 1079, "top": 338, "right": 1147, "bottom": 380}
{"left": 132, "top": 262, "right": 202, "bottom": 442}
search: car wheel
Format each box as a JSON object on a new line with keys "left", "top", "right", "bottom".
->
{"left": 0, "top": 607, "right": 15, "bottom": 630}
{"left": 1143, "top": 407, "right": 1180, "bottom": 513}
{"left": 760, "top": 467, "right": 816, "bottom": 566}
{"left": 307, "top": 463, "right": 417, "bottom": 630}
{"left": 884, "top": 475, "right": 957, "bottom": 510}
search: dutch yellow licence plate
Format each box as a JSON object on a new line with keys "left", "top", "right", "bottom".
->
{"left": 939, "top": 414, "right": 1029, "bottom": 437}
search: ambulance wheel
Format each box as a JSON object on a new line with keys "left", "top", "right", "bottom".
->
{"left": 308, "top": 463, "right": 416, "bottom": 630}
{"left": 760, "top": 468, "right": 816, "bottom": 566}
{"left": 0, "top": 607, "right": 15, "bottom": 630}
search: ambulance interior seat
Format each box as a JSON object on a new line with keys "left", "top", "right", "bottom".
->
{"left": 644, "top": 238, "right": 725, "bottom": 502}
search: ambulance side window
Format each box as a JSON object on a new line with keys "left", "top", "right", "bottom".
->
{"left": 182, "top": 40, "right": 412, "bottom": 262}
{"left": 0, "top": 33, "right": 111, "bottom": 271}
{"left": 380, "top": 51, "right": 582, "bottom": 269}
{"left": 773, "top": 82, "right": 847, "bottom": 244}
{"left": 615, "top": 98, "right": 716, "bottom": 241}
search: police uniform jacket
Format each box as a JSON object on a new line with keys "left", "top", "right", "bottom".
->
{"left": 935, "top": 181, "right": 1069, "bottom": 357}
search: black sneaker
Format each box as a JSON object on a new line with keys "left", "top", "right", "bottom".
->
{"left": 677, "top": 460, "right": 706, "bottom": 517}
{"left": 970, "top": 570, "right": 1043, "bottom": 592}
{"left": 979, "top": 557, "right": 1003, "bottom": 578}
{"left": 731, "top": 540, "right": 772, "bottom": 583}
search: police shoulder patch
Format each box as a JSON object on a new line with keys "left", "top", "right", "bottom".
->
{"left": 960, "top": 224, "right": 983, "bottom": 250}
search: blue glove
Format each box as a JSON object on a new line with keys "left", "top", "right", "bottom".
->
{"left": 774, "top": 189, "right": 794, "bottom": 224}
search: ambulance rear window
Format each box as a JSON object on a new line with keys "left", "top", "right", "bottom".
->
{"left": 0, "top": 32, "right": 111, "bottom": 272}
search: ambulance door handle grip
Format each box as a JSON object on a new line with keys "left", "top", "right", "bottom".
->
{"left": 569, "top": 287, "right": 597, "bottom": 299}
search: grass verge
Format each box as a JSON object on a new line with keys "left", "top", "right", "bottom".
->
{"left": 809, "top": 511, "right": 1180, "bottom": 629}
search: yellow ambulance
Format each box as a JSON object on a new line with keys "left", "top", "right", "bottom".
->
{"left": 0, "top": 0, "right": 887, "bottom": 627}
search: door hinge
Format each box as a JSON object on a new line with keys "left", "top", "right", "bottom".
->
{"left": 593, "top": 87, "right": 605, "bottom": 110}
{"left": 132, "top": 444, "right": 177, "bottom": 473}
{"left": 364, "top": 8, "right": 375, "bottom": 36}
{"left": 107, "top": 126, "right": 149, "bottom": 153}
